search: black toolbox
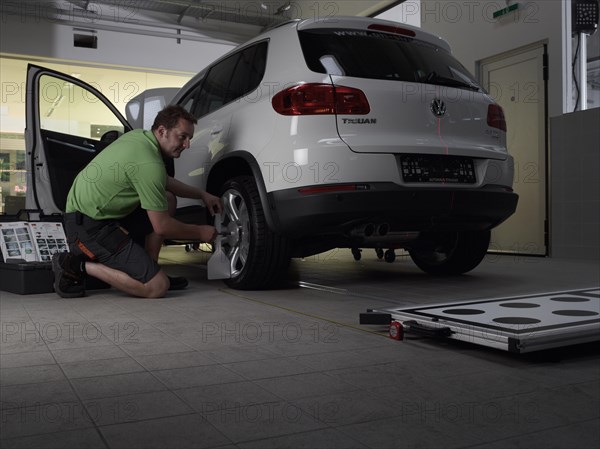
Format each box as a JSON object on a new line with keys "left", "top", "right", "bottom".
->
{"left": 0, "top": 260, "right": 55, "bottom": 294}
{"left": 0, "top": 210, "right": 57, "bottom": 294}
{"left": 0, "top": 260, "right": 110, "bottom": 295}
{"left": 0, "top": 210, "right": 109, "bottom": 295}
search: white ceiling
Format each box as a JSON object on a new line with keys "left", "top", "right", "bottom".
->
{"left": 21, "top": 0, "right": 402, "bottom": 44}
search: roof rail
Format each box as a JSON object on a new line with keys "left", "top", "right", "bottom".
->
{"left": 263, "top": 18, "right": 300, "bottom": 32}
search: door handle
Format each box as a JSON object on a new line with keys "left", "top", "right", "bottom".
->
{"left": 82, "top": 140, "right": 95, "bottom": 149}
{"left": 210, "top": 125, "right": 223, "bottom": 135}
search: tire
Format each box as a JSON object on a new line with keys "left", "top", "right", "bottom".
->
{"left": 384, "top": 249, "right": 396, "bottom": 263}
{"left": 218, "top": 176, "right": 290, "bottom": 290}
{"left": 409, "top": 230, "right": 490, "bottom": 275}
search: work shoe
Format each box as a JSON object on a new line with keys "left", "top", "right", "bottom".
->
{"left": 52, "top": 252, "right": 86, "bottom": 298}
{"left": 168, "top": 276, "right": 188, "bottom": 291}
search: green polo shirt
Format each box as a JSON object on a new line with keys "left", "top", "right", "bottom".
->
{"left": 66, "top": 130, "right": 168, "bottom": 219}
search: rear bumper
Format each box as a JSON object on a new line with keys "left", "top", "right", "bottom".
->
{"left": 268, "top": 183, "right": 518, "bottom": 237}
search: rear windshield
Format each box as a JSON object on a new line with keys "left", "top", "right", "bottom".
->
{"left": 299, "top": 29, "right": 481, "bottom": 91}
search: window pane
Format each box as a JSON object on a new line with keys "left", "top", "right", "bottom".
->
{"left": 39, "top": 75, "right": 124, "bottom": 138}
{"left": 196, "top": 54, "right": 241, "bottom": 117}
{"left": 299, "top": 29, "right": 480, "bottom": 88}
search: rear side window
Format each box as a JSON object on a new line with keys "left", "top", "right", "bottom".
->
{"left": 189, "top": 41, "right": 268, "bottom": 118}
{"left": 299, "top": 29, "right": 481, "bottom": 90}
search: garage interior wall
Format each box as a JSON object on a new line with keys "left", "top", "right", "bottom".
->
{"left": 419, "top": 0, "right": 599, "bottom": 260}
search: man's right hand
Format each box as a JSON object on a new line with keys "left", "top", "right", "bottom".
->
{"left": 200, "top": 225, "right": 218, "bottom": 243}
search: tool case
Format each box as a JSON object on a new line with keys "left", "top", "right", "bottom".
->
{"left": 0, "top": 210, "right": 108, "bottom": 295}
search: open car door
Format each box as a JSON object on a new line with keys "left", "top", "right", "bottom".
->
{"left": 25, "top": 64, "right": 132, "bottom": 215}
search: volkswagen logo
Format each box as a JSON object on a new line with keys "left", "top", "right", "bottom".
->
{"left": 430, "top": 99, "right": 446, "bottom": 118}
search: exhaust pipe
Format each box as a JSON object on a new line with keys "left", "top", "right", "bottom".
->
{"left": 349, "top": 223, "right": 389, "bottom": 239}
{"left": 376, "top": 223, "right": 389, "bottom": 236}
{"left": 349, "top": 222, "right": 418, "bottom": 246}
{"left": 351, "top": 223, "right": 375, "bottom": 237}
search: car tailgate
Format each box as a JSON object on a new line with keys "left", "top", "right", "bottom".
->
{"left": 332, "top": 75, "right": 507, "bottom": 160}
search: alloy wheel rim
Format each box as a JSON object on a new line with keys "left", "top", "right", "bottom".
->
{"left": 221, "top": 189, "right": 250, "bottom": 278}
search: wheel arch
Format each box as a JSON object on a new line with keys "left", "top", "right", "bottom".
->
{"left": 206, "top": 152, "right": 280, "bottom": 232}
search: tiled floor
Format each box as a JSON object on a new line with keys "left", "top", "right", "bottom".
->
{"left": 1, "top": 247, "right": 599, "bottom": 449}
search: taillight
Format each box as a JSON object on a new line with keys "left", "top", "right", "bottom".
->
{"left": 272, "top": 83, "right": 370, "bottom": 116}
{"left": 487, "top": 104, "right": 507, "bottom": 132}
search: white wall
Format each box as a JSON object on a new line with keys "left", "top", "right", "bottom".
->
{"left": 376, "top": 0, "right": 421, "bottom": 27}
{"left": 419, "top": 0, "right": 567, "bottom": 117}
{"left": 0, "top": 12, "right": 235, "bottom": 74}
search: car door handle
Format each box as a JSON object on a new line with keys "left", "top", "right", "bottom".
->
{"left": 210, "top": 125, "right": 223, "bottom": 135}
{"left": 82, "top": 140, "right": 95, "bottom": 149}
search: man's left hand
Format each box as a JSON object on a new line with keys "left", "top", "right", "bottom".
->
{"left": 202, "top": 192, "right": 224, "bottom": 216}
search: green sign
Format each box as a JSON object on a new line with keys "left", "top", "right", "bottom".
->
{"left": 493, "top": 3, "right": 520, "bottom": 19}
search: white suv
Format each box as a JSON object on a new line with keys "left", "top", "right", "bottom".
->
{"left": 26, "top": 16, "right": 518, "bottom": 290}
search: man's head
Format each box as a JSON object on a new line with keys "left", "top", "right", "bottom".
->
{"left": 151, "top": 106, "right": 198, "bottom": 159}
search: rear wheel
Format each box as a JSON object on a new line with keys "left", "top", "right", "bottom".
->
{"left": 218, "top": 176, "right": 290, "bottom": 290}
{"left": 409, "top": 230, "right": 490, "bottom": 275}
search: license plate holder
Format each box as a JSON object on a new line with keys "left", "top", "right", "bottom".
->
{"left": 400, "top": 154, "right": 476, "bottom": 184}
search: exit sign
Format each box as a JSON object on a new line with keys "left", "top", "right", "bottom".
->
{"left": 493, "top": 3, "right": 520, "bottom": 19}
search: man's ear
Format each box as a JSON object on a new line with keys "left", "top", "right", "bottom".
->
{"left": 157, "top": 125, "right": 167, "bottom": 137}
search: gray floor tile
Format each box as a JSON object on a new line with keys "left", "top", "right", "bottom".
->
{"left": 60, "top": 357, "right": 146, "bottom": 379}
{"left": 224, "top": 357, "right": 317, "bottom": 380}
{"left": 50, "top": 345, "right": 127, "bottom": 364}
{"left": 337, "top": 415, "right": 484, "bottom": 449}
{"left": 293, "top": 348, "right": 404, "bottom": 371}
{"left": 199, "top": 345, "right": 277, "bottom": 363}
{"left": 134, "top": 351, "right": 217, "bottom": 371}
{"left": 1, "top": 380, "right": 79, "bottom": 409}
{"left": 152, "top": 364, "right": 245, "bottom": 389}
{"left": 71, "top": 372, "right": 167, "bottom": 400}
{"left": 201, "top": 399, "right": 328, "bottom": 444}
{"left": 0, "top": 428, "right": 107, "bottom": 449}
{"left": 0, "top": 364, "right": 65, "bottom": 386}
{"left": 45, "top": 334, "right": 116, "bottom": 351}
{"left": 254, "top": 372, "right": 359, "bottom": 401}
{"left": 469, "top": 418, "right": 600, "bottom": 449}
{"left": 322, "top": 362, "right": 417, "bottom": 391}
{"left": 84, "top": 390, "right": 194, "bottom": 426}
{"left": 0, "top": 350, "right": 55, "bottom": 369}
{"left": 0, "top": 336, "right": 48, "bottom": 354}
{"left": 117, "top": 340, "right": 194, "bottom": 357}
{"left": 99, "top": 414, "right": 231, "bottom": 449}
{"left": 109, "top": 327, "right": 173, "bottom": 344}
{"left": 0, "top": 401, "right": 94, "bottom": 440}
{"left": 237, "top": 428, "right": 368, "bottom": 449}
{"left": 175, "top": 381, "right": 281, "bottom": 413}
{"left": 453, "top": 389, "right": 600, "bottom": 443}
{"left": 292, "top": 390, "right": 400, "bottom": 427}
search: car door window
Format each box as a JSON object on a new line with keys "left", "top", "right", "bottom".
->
{"left": 38, "top": 74, "right": 124, "bottom": 139}
{"left": 179, "top": 72, "right": 207, "bottom": 115}
{"left": 227, "top": 42, "right": 268, "bottom": 102}
{"left": 195, "top": 54, "right": 241, "bottom": 118}
{"left": 192, "top": 41, "right": 268, "bottom": 119}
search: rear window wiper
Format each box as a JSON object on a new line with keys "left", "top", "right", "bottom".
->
{"left": 422, "top": 71, "right": 481, "bottom": 91}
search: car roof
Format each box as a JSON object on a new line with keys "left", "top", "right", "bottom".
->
{"left": 296, "top": 16, "right": 451, "bottom": 52}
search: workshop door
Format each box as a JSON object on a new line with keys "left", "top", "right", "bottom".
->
{"left": 481, "top": 43, "right": 547, "bottom": 256}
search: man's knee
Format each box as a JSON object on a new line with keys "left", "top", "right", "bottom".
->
{"left": 143, "top": 271, "right": 169, "bottom": 298}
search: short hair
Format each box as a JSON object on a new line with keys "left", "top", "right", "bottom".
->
{"left": 151, "top": 105, "right": 197, "bottom": 131}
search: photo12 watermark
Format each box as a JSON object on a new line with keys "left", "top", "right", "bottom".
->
{"left": 1, "top": 320, "right": 140, "bottom": 344}
{"left": 200, "top": 320, "right": 340, "bottom": 344}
